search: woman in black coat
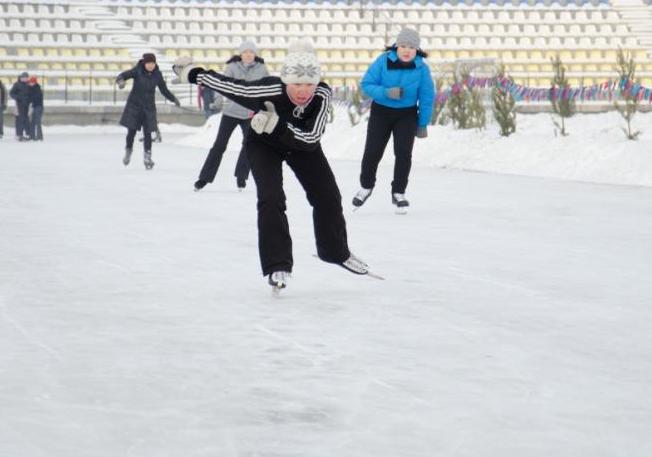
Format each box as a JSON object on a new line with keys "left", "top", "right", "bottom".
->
{"left": 116, "top": 53, "right": 179, "bottom": 169}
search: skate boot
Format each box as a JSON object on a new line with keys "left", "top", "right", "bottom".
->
{"left": 123, "top": 146, "right": 133, "bottom": 166}
{"left": 352, "top": 188, "right": 372, "bottom": 209}
{"left": 194, "top": 179, "right": 207, "bottom": 192}
{"left": 391, "top": 193, "right": 409, "bottom": 214}
{"left": 144, "top": 150, "right": 155, "bottom": 170}
{"left": 236, "top": 178, "right": 246, "bottom": 192}
{"left": 340, "top": 253, "right": 369, "bottom": 275}
{"left": 268, "top": 271, "right": 291, "bottom": 292}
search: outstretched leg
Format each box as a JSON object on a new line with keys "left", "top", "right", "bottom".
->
{"left": 287, "top": 145, "right": 350, "bottom": 264}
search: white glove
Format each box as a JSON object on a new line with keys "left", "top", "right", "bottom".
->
{"left": 172, "top": 56, "right": 194, "bottom": 84}
{"left": 116, "top": 78, "right": 126, "bottom": 89}
{"left": 250, "top": 101, "right": 279, "bottom": 135}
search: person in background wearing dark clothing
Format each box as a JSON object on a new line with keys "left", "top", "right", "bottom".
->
{"left": 116, "top": 53, "right": 179, "bottom": 169}
{"left": 194, "top": 40, "right": 269, "bottom": 192}
{"left": 28, "top": 76, "right": 44, "bottom": 141}
{"left": 0, "top": 79, "right": 7, "bottom": 139}
{"left": 10, "top": 72, "right": 31, "bottom": 141}
{"left": 352, "top": 28, "right": 435, "bottom": 214}
{"left": 200, "top": 85, "right": 221, "bottom": 119}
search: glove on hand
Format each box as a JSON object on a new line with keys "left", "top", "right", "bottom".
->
{"left": 250, "top": 101, "right": 279, "bottom": 135}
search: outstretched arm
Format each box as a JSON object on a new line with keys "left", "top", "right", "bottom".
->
{"left": 116, "top": 67, "right": 136, "bottom": 82}
{"left": 191, "top": 68, "right": 283, "bottom": 112}
{"left": 157, "top": 76, "right": 178, "bottom": 104}
{"left": 173, "top": 57, "right": 282, "bottom": 112}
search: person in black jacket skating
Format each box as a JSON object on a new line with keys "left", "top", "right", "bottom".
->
{"left": 172, "top": 40, "right": 370, "bottom": 290}
{"left": 116, "top": 53, "right": 179, "bottom": 169}
{"left": 28, "top": 76, "right": 44, "bottom": 141}
{"left": 10, "top": 72, "right": 31, "bottom": 141}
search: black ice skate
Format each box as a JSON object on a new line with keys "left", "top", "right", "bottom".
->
{"left": 352, "top": 188, "right": 372, "bottom": 210}
{"left": 392, "top": 193, "right": 409, "bottom": 215}
{"left": 123, "top": 146, "right": 133, "bottom": 166}
{"left": 144, "top": 150, "right": 154, "bottom": 170}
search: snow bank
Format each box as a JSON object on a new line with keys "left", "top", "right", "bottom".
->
{"left": 173, "top": 108, "right": 652, "bottom": 188}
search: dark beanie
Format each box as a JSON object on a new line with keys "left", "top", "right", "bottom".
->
{"left": 20, "top": 71, "right": 29, "bottom": 78}
{"left": 142, "top": 53, "right": 156, "bottom": 64}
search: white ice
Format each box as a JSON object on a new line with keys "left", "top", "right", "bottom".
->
{"left": 1, "top": 127, "right": 652, "bottom": 457}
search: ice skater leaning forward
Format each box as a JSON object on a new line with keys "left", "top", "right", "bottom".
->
{"left": 352, "top": 28, "right": 435, "bottom": 214}
{"left": 172, "top": 40, "right": 371, "bottom": 290}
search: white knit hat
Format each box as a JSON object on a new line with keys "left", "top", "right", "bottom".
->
{"left": 280, "top": 40, "right": 321, "bottom": 85}
{"left": 238, "top": 40, "right": 258, "bottom": 55}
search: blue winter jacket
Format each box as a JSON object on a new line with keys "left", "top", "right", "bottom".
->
{"left": 361, "top": 49, "right": 435, "bottom": 127}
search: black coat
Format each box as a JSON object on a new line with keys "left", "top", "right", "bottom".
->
{"left": 10, "top": 80, "right": 31, "bottom": 108}
{"left": 0, "top": 81, "right": 7, "bottom": 111}
{"left": 30, "top": 84, "right": 43, "bottom": 108}
{"left": 117, "top": 61, "right": 177, "bottom": 132}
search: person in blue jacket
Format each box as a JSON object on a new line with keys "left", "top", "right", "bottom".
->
{"left": 352, "top": 28, "right": 435, "bottom": 212}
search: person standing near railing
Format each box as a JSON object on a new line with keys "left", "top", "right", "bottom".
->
{"left": 0, "top": 79, "right": 6, "bottom": 140}
{"left": 28, "top": 76, "right": 44, "bottom": 142}
{"left": 10, "top": 72, "right": 31, "bottom": 142}
{"left": 115, "top": 53, "right": 180, "bottom": 170}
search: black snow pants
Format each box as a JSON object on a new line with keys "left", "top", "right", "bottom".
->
{"left": 359, "top": 102, "right": 417, "bottom": 194}
{"left": 247, "top": 138, "right": 350, "bottom": 276}
{"left": 199, "top": 115, "right": 251, "bottom": 186}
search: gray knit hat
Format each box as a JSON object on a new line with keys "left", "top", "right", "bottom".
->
{"left": 396, "top": 28, "right": 420, "bottom": 49}
{"left": 239, "top": 40, "right": 258, "bottom": 55}
{"left": 280, "top": 39, "right": 321, "bottom": 85}
{"left": 19, "top": 71, "right": 29, "bottom": 78}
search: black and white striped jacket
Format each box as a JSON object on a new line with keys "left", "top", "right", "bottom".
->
{"left": 188, "top": 67, "right": 331, "bottom": 152}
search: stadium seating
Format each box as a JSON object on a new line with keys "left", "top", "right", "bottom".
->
{"left": 1, "top": 0, "right": 651, "bottom": 103}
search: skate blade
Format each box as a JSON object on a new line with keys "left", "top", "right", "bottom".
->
{"left": 366, "top": 271, "right": 386, "bottom": 281}
{"left": 394, "top": 207, "right": 408, "bottom": 215}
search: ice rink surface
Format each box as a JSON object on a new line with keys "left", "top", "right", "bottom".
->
{"left": 1, "top": 132, "right": 652, "bottom": 457}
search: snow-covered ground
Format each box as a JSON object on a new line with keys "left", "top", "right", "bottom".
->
{"left": 1, "top": 125, "right": 652, "bottom": 457}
